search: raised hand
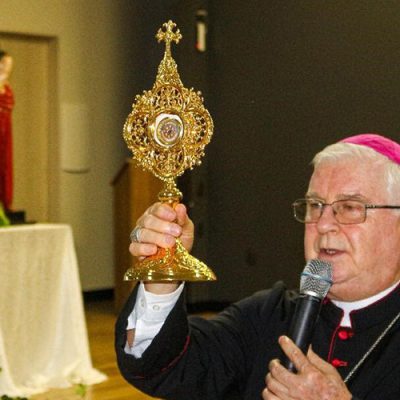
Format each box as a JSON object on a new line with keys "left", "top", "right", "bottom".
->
{"left": 263, "top": 336, "right": 352, "bottom": 400}
{"left": 129, "top": 202, "right": 194, "bottom": 293}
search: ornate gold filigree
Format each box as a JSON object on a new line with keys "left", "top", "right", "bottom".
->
{"left": 122, "top": 21, "right": 216, "bottom": 282}
{"left": 123, "top": 20, "right": 213, "bottom": 183}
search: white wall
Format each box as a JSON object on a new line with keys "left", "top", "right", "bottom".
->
{"left": 0, "top": 0, "right": 138, "bottom": 290}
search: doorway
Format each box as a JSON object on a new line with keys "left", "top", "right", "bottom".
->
{"left": 0, "top": 33, "right": 58, "bottom": 222}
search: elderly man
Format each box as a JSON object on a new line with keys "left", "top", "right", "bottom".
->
{"left": 115, "top": 133, "right": 400, "bottom": 400}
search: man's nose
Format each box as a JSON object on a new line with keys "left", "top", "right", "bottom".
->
{"left": 316, "top": 204, "right": 339, "bottom": 233}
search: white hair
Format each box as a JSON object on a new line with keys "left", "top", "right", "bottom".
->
{"left": 312, "top": 142, "right": 400, "bottom": 203}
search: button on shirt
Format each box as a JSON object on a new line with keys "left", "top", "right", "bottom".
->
{"left": 125, "top": 282, "right": 184, "bottom": 358}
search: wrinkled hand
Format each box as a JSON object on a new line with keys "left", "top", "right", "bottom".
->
{"left": 129, "top": 203, "right": 194, "bottom": 258}
{"left": 262, "top": 336, "right": 352, "bottom": 400}
{"left": 129, "top": 202, "right": 194, "bottom": 294}
{"left": 129, "top": 202, "right": 194, "bottom": 258}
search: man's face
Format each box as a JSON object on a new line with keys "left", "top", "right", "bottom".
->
{"left": 304, "top": 158, "right": 400, "bottom": 301}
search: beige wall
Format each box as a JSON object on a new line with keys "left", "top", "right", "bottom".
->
{"left": 0, "top": 0, "right": 137, "bottom": 290}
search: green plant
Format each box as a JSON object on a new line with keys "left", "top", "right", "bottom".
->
{"left": 75, "top": 383, "right": 87, "bottom": 398}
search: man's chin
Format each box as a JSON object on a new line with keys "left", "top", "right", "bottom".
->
{"left": 327, "top": 281, "right": 348, "bottom": 301}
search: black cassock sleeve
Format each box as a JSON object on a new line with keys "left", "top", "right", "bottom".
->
{"left": 115, "top": 282, "right": 293, "bottom": 400}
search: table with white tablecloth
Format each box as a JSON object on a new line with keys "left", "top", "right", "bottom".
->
{"left": 0, "top": 223, "right": 106, "bottom": 397}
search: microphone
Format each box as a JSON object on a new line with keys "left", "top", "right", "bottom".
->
{"left": 283, "top": 259, "right": 332, "bottom": 371}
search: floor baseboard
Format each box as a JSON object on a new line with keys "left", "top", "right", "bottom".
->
{"left": 83, "top": 288, "right": 114, "bottom": 302}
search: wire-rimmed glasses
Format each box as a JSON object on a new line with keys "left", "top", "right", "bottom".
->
{"left": 292, "top": 198, "right": 400, "bottom": 224}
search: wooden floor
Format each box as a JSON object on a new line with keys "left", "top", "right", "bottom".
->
{"left": 31, "top": 299, "right": 159, "bottom": 400}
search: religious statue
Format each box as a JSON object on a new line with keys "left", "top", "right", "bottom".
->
{"left": 0, "top": 50, "right": 15, "bottom": 211}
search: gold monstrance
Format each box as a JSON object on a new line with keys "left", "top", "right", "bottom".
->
{"left": 123, "top": 21, "right": 216, "bottom": 282}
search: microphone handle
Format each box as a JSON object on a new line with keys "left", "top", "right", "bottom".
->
{"left": 283, "top": 294, "right": 322, "bottom": 371}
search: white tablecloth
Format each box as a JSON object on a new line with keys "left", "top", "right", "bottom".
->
{"left": 0, "top": 223, "right": 106, "bottom": 397}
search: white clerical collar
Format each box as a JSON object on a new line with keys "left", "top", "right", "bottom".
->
{"left": 332, "top": 281, "right": 400, "bottom": 327}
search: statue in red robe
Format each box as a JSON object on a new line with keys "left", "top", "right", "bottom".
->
{"left": 0, "top": 51, "right": 14, "bottom": 211}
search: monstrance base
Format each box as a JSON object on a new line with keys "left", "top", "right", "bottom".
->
{"left": 124, "top": 238, "right": 216, "bottom": 281}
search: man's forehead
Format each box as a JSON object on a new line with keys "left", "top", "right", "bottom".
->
{"left": 312, "top": 157, "right": 378, "bottom": 175}
{"left": 307, "top": 160, "right": 386, "bottom": 199}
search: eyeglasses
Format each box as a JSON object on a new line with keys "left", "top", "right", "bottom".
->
{"left": 292, "top": 198, "right": 400, "bottom": 224}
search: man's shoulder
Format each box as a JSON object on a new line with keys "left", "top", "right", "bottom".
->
{"left": 239, "top": 281, "right": 298, "bottom": 309}
{"left": 219, "top": 281, "right": 299, "bottom": 326}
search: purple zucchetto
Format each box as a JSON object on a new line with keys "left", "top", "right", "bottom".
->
{"left": 341, "top": 133, "right": 400, "bottom": 165}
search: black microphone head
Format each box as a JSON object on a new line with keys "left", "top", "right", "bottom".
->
{"left": 300, "top": 259, "right": 332, "bottom": 299}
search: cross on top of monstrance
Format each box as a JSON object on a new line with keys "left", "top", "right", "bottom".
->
{"left": 156, "top": 20, "right": 182, "bottom": 55}
{"left": 122, "top": 21, "right": 216, "bottom": 282}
